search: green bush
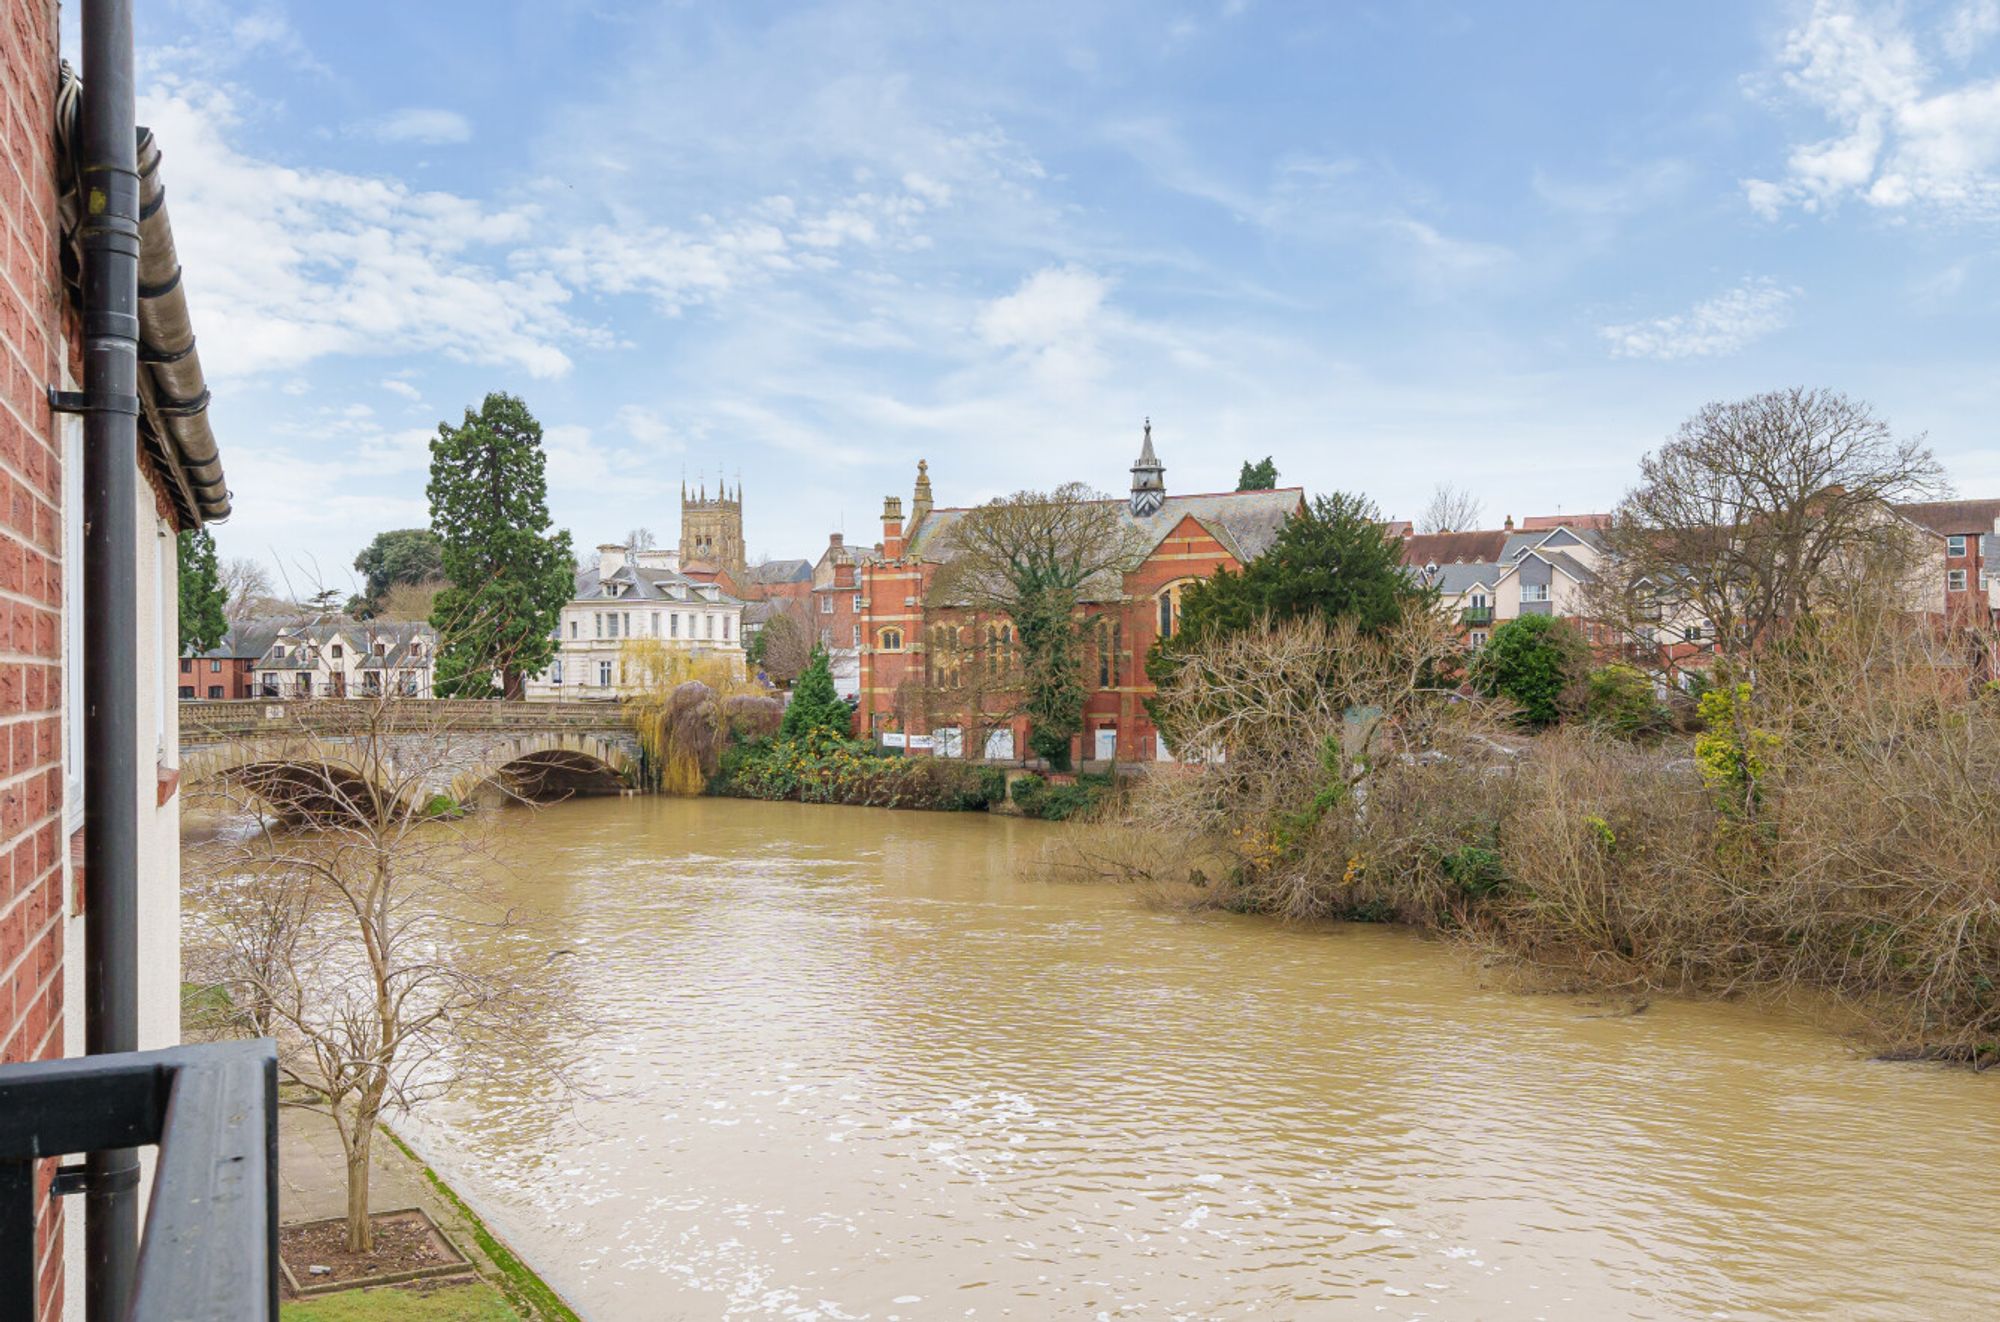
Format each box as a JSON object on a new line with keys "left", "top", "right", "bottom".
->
{"left": 1471, "top": 614, "right": 1588, "bottom": 727}
{"left": 1582, "top": 663, "right": 1671, "bottom": 739}
{"left": 779, "top": 648, "right": 852, "bottom": 743}
{"left": 1009, "top": 771, "right": 1112, "bottom": 821}
{"left": 1439, "top": 843, "right": 1508, "bottom": 897}
{"left": 714, "top": 733, "right": 1003, "bottom": 810}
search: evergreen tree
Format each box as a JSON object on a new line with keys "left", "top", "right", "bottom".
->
{"left": 1471, "top": 614, "right": 1588, "bottom": 728}
{"left": 1153, "top": 491, "right": 1425, "bottom": 673}
{"left": 352, "top": 528, "right": 444, "bottom": 616}
{"left": 177, "top": 528, "right": 228, "bottom": 654}
{"left": 779, "top": 647, "right": 851, "bottom": 742}
{"left": 426, "top": 393, "right": 575, "bottom": 699}
{"left": 1237, "top": 457, "right": 1279, "bottom": 490}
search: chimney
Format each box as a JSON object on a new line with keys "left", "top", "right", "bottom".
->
{"left": 829, "top": 531, "right": 844, "bottom": 548}
{"left": 597, "top": 542, "right": 627, "bottom": 576}
{"left": 1503, "top": 515, "right": 1515, "bottom": 532}
{"left": 882, "top": 495, "right": 905, "bottom": 561}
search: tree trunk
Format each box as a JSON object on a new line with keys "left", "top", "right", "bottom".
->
{"left": 344, "top": 1121, "right": 375, "bottom": 1253}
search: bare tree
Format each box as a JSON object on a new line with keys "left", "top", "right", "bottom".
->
{"left": 1594, "top": 388, "right": 1945, "bottom": 665}
{"left": 374, "top": 578, "right": 446, "bottom": 622}
{"left": 625, "top": 526, "right": 657, "bottom": 552}
{"left": 754, "top": 599, "right": 816, "bottom": 686}
{"left": 1417, "top": 482, "right": 1485, "bottom": 534}
{"left": 221, "top": 555, "right": 276, "bottom": 619}
{"left": 928, "top": 484, "right": 1144, "bottom": 768}
{"left": 184, "top": 688, "right": 583, "bottom": 1255}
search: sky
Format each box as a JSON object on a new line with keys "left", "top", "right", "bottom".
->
{"left": 96, "top": 0, "right": 2000, "bottom": 592}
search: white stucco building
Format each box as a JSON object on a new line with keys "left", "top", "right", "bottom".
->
{"left": 525, "top": 543, "right": 747, "bottom": 700}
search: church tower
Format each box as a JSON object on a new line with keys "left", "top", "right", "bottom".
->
{"left": 679, "top": 477, "right": 747, "bottom": 579}
{"left": 1130, "top": 419, "right": 1166, "bottom": 517}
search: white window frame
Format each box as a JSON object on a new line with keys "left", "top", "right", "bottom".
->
{"left": 1948, "top": 568, "right": 1968, "bottom": 592}
{"left": 820, "top": 595, "right": 833, "bottom": 614}
{"left": 597, "top": 660, "right": 613, "bottom": 687}
{"left": 1948, "top": 534, "right": 1968, "bottom": 557}
{"left": 1520, "top": 582, "right": 1551, "bottom": 603}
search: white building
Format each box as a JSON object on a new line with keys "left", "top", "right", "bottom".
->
{"left": 526, "top": 543, "right": 746, "bottom": 700}
{"left": 254, "top": 619, "right": 437, "bottom": 698}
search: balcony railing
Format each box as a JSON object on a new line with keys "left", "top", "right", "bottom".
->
{"left": 1460, "top": 606, "right": 1493, "bottom": 626}
{"left": 0, "top": 1040, "right": 278, "bottom": 1320}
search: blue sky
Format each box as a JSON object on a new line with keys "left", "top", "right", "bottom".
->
{"left": 115, "top": 0, "right": 2000, "bottom": 591}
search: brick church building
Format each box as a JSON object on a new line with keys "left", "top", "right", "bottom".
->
{"left": 856, "top": 428, "right": 1302, "bottom": 763}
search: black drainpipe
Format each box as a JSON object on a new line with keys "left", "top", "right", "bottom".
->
{"left": 79, "top": 0, "right": 143, "bottom": 1314}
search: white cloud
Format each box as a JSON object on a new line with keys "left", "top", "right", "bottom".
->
{"left": 1944, "top": 0, "right": 2000, "bottom": 62}
{"left": 138, "top": 79, "right": 595, "bottom": 381}
{"left": 366, "top": 107, "right": 474, "bottom": 145}
{"left": 380, "top": 378, "right": 423, "bottom": 402}
{"left": 1599, "top": 279, "right": 1798, "bottom": 360}
{"left": 1747, "top": 1, "right": 2000, "bottom": 221}
{"left": 976, "top": 265, "right": 1111, "bottom": 386}
{"left": 611, "top": 405, "right": 684, "bottom": 452}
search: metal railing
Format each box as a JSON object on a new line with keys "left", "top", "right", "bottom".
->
{"left": 0, "top": 1040, "right": 278, "bottom": 1320}
{"left": 1460, "top": 606, "right": 1494, "bottom": 625}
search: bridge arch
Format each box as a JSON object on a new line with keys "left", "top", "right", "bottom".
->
{"left": 180, "top": 737, "right": 400, "bottom": 820}
{"left": 449, "top": 732, "right": 639, "bottom": 805}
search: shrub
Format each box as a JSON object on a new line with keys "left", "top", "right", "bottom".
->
{"left": 780, "top": 648, "right": 852, "bottom": 743}
{"left": 1471, "top": 614, "right": 1588, "bottom": 727}
{"left": 714, "top": 733, "right": 1003, "bottom": 811}
{"left": 1582, "top": 663, "right": 1670, "bottom": 739}
{"left": 1010, "top": 771, "right": 1112, "bottom": 821}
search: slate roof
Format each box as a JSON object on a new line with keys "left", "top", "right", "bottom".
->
{"left": 746, "top": 559, "right": 812, "bottom": 585}
{"left": 574, "top": 562, "right": 742, "bottom": 606}
{"left": 908, "top": 487, "right": 1306, "bottom": 569}
{"left": 254, "top": 618, "right": 437, "bottom": 671}
{"left": 187, "top": 617, "right": 295, "bottom": 661}
{"left": 1894, "top": 499, "right": 2000, "bottom": 537}
{"left": 1400, "top": 530, "right": 1509, "bottom": 567}
{"left": 1428, "top": 561, "right": 1498, "bottom": 595}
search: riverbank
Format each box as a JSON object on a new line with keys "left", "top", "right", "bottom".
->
{"left": 277, "top": 1106, "right": 579, "bottom": 1322}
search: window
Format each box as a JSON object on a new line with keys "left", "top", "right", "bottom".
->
{"left": 820, "top": 595, "right": 834, "bottom": 613}
{"left": 1157, "top": 584, "right": 1186, "bottom": 638}
{"left": 879, "top": 627, "right": 904, "bottom": 651}
{"left": 569, "top": 619, "right": 579, "bottom": 639}
{"left": 206, "top": 685, "right": 223, "bottom": 700}
{"left": 411, "top": 640, "right": 424, "bottom": 657}
{"left": 1470, "top": 592, "right": 1488, "bottom": 609}
{"left": 597, "top": 660, "right": 613, "bottom": 687}
{"left": 723, "top": 616, "right": 732, "bottom": 641}
{"left": 331, "top": 644, "right": 343, "bottom": 659}
{"left": 374, "top": 642, "right": 387, "bottom": 656}
{"left": 652, "top": 612, "right": 661, "bottom": 636}
{"left": 1685, "top": 624, "right": 1706, "bottom": 643}
{"left": 853, "top": 593, "right": 862, "bottom": 611}
{"left": 851, "top": 625, "right": 860, "bottom": 647}
{"left": 179, "top": 658, "right": 191, "bottom": 673}
{"left": 1949, "top": 534, "right": 1968, "bottom": 557}
{"left": 550, "top": 660, "right": 563, "bottom": 684}
{"left": 1521, "top": 583, "right": 1550, "bottom": 603}
{"left": 704, "top": 614, "right": 714, "bottom": 639}
{"left": 1948, "top": 568, "right": 1968, "bottom": 592}
{"left": 1468, "top": 630, "right": 1488, "bottom": 649}
{"left": 178, "top": 686, "right": 194, "bottom": 700}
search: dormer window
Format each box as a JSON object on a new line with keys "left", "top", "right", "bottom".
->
{"left": 374, "top": 642, "right": 388, "bottom": 656}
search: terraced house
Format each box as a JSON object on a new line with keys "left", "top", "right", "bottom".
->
{"left": 857, "top": 432, "right": 1304, "bottom": 763}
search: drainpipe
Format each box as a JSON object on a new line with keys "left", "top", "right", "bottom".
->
{"left": 79, "top": 0, "right": 143, "bottom": 1315}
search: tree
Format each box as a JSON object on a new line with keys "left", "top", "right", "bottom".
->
{"left": 1594, "top": 388, "right": 1945, "bottom": 664}
{"left": 352, "top": 529, "right": 444, "bottom": 616}
{"left": 752, "top": 601, "right": 815, "bottom": 686}
{"left": 928, "top": 484, "right": 1143, "bottom": 771}
{"left": 1155, "top": 491, "right": 1429, "bottom": 671}
{"left": 177, "top": 528, "right": 229, "bottom": 653}
{"left": 1471, "top": 614, "right": 1588, "bottom": 727}
{"left": 374, "top": 579, "right": 446, "bottom": 622}
{"left": 625, "top": 527, "right": 657, "bottom": 553}
{"left": 183, "top": 693, "right": 575, "bottom": 1255}
{"left": 221, "top": 556, "right": 275, "bottom": 619}
{"left": 1418, "top": 482, "right": 1484, "bottom": 534}
{"left": 780, "top": 647, "right": 852, "bottom": 742}
{"left": 1581, "top": 662, "right": 1670, "bottom": 739}
{"left": 427, "top": 393, "right": 575, "bottom": 698}
{"left": 304, "top": 587, "right": 344, "bottom": 614}
{"left": 1237, "top": 457, "right": 1279, "bottom": 491}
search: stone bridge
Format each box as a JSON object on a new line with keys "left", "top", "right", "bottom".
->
{"left": 178, "top": 699, "right": 646, "bottom": 816}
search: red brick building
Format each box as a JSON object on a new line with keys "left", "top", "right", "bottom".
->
{"left": 857, "top": 432, "right": 1303, "bottom": 763}
{"left": 3, "top": 15, "right": 232, "bottom": 1317}
{"left": 1896, "top": 500, "right": 2000, "bottom": 627}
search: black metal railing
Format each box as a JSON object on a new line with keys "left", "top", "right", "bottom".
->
{"left": 0, "top": 1039, "right": 278, "bottom": 1320}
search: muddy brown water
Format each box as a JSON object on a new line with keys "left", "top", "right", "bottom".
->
{"left": 373, "top": 795, "right": 1997, "bottom": 1321}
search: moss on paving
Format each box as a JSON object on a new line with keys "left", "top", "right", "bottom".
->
{"left": 382, "top": 1129, "right": 582, "bottom": 1322}
{"left": 281, "top": 1280, "right": 518, "bottom": 1321}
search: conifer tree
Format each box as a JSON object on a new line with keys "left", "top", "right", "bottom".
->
{"left": 177, "top": 527, "right": 229, "bottom": 654}
{"left": 779, "top": 646, "right": 851, "bottom": 742}
{"left": 426, "top": 393, "right": 574, "bottom": 698}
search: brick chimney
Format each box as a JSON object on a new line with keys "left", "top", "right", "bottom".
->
{"left": 882, "top": 496, "right": 905, "bottom": 560}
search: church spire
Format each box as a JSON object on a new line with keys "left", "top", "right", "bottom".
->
{"left": 1130, "top": 417, "right": 1166, "bottom": 516}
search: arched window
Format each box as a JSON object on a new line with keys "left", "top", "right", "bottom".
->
{"left": 879, "top": 627, "right": 904, "bottom": 651}
{"left": 1157, "top": 584, "right": 1187, "bottom": 639}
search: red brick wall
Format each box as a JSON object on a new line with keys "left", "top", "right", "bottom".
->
{"left": 0, "top": 2, "right": 71, "bottom": 1316}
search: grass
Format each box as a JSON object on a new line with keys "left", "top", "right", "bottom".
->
{"left": 381, "top": 1129, "right": 582, "bottom": 1322}
{"left": 281, "top": 1281, "right": 518, "bottom": 1321}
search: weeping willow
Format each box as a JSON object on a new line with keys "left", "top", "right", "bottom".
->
{"left": 623, "top": 640, "right": 781, "bottom": 794}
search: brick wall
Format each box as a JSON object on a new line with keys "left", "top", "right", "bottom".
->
{"left": 0, "top": 1, "right": 71, "bottom": 1316}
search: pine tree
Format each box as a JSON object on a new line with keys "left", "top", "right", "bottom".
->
{"left": 779, "top": 647, "right": 851, "bottom": 743}
{"left": 426, "top": 393, "right": 575, "bottom": 699}
{"left": 1237, "top": 457, "right": 1279, "bottom": 490}
{"left": 177, "top": 528, "right": 228, "bottom": 654}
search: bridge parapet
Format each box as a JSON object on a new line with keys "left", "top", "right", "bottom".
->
{"left": 180, "top": 698, "right": 632, "bottom": 744}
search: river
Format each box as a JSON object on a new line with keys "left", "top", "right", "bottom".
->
{"left": 390, "top": 795, "right": 1998, "bottom": 1321}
